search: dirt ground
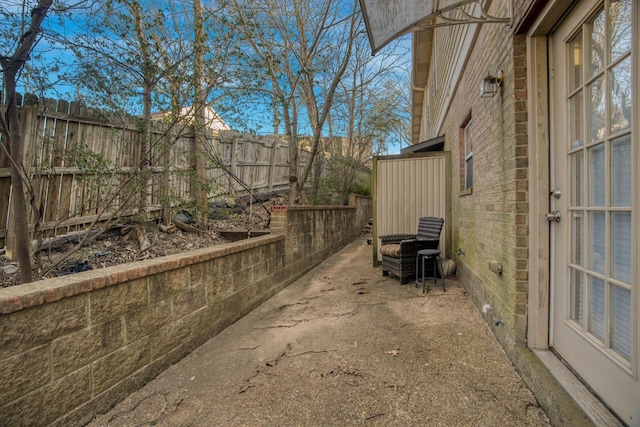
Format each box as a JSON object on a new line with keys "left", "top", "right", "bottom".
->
{"left": 87, "top": 237, "right": 551, "bottom": 427}
{"left": 0, "top": 194, "right": 285, "bottom": 288}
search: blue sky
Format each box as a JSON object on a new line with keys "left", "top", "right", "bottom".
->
{"left": 3, "top": 0, "right": 411, "bottom": 155}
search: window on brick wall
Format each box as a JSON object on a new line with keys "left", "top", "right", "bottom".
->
{"left": 460, "top": 112, "right": 473, "bottom": 191}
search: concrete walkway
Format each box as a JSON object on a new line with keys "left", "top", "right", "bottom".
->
{"left": 88, "top": 236, "right": 550, "bottom": 426}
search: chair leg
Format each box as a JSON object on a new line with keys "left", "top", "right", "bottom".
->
{"left": 415, "top": 253, "right": 420, "bottom": 288}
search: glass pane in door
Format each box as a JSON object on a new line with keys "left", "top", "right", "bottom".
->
{"left": 609, "top": 0, "right": 632, "bottom": 61}
{"left": 611, "top": 212, "right": 631, "bottom": 283}
{"left": 589, "top": 78, "right": 606, "bottom": 142}
{"left": 589, "top": 143, "right": 605, "bottom": 206}
{"left": 589, "top": 9, "right": 605, "bottom": 76}
{"left": 611, "top": 285, "right": 631, "bottom": 360}
{"left": 610, "top": 57, "right": 632, "bottom": 134}
{"left": 612, "top": 135, "right": 632, "bottom": 206}
{"left": 589, "top": 275, "right": 606, "bottom": 340}
{"left": 569, "top": 32, "right": 583, "bottom": 91}
{"left": 571, "top": 211, "right": 584, "bottom": 264}
{"left": 570, "top": 268, "right": 585, "bottom": 325}
{"left": 570, "top": 92, "right": 584, "bottom": 148}
{"left": 570, "top": 152, "right": 584, "bottom": 206}
{"left": 589, "top": 211, "right": 605, "bottom": 274}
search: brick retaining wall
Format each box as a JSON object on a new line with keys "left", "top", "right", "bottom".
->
{"left": 0, "top": 197, "right": 371, "bottom": 426}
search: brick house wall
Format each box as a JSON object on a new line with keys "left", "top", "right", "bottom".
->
{"left": 421, "top": 0, "right": 532, "bottom": 354}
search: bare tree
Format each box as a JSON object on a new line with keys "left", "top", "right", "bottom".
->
{"left": 64, "top": 0, "right": 231, "bottom": 220}
{"left": 227, "top": 0, "right": 361, "bottom": 204}
{"left": 61, "top": 1, "right": 169, "bottom": 220}
{"left": 0, "top": 0, "right": 233, "bottom": 283}
{"left": 321, "top": 35, "right": 411, "bottom": 204}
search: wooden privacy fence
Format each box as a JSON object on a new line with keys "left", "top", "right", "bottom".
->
{"left": 0, "top": 95, "right": 311, "bottom": 249}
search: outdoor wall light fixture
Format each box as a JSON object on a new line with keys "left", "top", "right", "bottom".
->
{"left": 480, "top": 70, "right": 504, "bottom": 98}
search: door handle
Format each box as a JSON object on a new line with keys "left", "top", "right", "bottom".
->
{"left": 545, "top": 210, "right": 561, "bottom": 223}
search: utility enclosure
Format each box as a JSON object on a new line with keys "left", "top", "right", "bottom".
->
{"left": 372, "top": 152, "right": 451, "bottom": 265}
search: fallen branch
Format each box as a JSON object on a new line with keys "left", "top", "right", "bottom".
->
{"left": 289, "top": 349, "right": 334, "bottom": 357}
{"left": 239, "top": 344, "right": 292, "bottom": 393}
{"left": 364, "top": 413, "right": 385, "bottom": 422}
{"left": 173, "top": 220, "right": 204, "bottom": 234}
{"left": 107, "top": 391, "right": 169, "bottom": 422}
{"left": 237, "top": 345, "right": 260, "bottom": 350}
{"left": 253, "top": 321, "right": 303, "bottom": 329}
{"left": 238, "top": 384, "right": 255, "bottom": 394}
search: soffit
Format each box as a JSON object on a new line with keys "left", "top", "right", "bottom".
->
{"left": 412, "top": 30, "right": 433, "bottom": 144}
{"left": 402, "top": 135, "right": 445, "bottom": 153}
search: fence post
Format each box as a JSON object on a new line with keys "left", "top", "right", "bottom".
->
{"left": 229, "top": 135, "right": 238, "bottom": 195}
{"left": 161, "top": 126, "right": 172, "bottom": 227}
{"left": 268, "top": 139, "right": 278, "bottom": 191}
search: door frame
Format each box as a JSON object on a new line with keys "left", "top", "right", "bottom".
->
{"left": 527, "top": 0, "right": 638, "bottom": 356}
{"left": 526, "top": 0, "right": 574, "bottom": 350}
{"left": 525, "top": 2, "right": 637, "bottom": 424}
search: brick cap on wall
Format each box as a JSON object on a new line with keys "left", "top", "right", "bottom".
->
{"left": 284, "top": 205, "right": 355, "bottom": 211}
{"left": 0, "top": 233, "right": 285, "bottom": 315}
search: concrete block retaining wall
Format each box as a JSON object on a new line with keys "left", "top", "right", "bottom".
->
{"left": 0, "top": 197, "right": 371, "bottom": 426}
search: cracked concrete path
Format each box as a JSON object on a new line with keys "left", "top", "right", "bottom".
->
{"left": 88, "top": 237, "right": 550, "bottom": 426}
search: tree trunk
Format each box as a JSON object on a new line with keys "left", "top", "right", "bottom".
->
{"left": 288, "top": 140, "right": 300, "bottom": 204}
{"left": 193, "top": 0, "right": 208, "bottom": 226}
{"left": 132, "top": 1, "right": 152, "bottom": 218}
{"left": 4, "top": 71, "right": 33, "bottom": 283}
{"left": 287, "top": 101, "right": 301, "bottom": 204}
{"left": 311, "top": 138, "right": 324, "bottom": 201}
{"left": 138, "top": 81, "right": 152, "bottom": 217}
{"left": 0, "top": 0, "right": 53, "bottom": 283}
{"left": 272, "top": 76, "right": 280, "bottom": 136}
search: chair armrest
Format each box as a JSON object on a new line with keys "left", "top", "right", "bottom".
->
{"left": 379, "top": 233, "right": 417, "bottom": 245}
{"left": 399, "top": 238, "right": 440, "bottom": 253}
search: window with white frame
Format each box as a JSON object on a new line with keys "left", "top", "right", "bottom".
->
{"left": 463, "top": 118, "right": 473, "bottom": 190}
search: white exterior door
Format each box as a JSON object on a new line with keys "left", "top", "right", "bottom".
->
{"left": 550, "top": 0, "right": 639, "bottom": 424}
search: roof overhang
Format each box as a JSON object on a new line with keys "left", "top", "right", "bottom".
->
{"left": 359, "top": 0, "right": 511, "bottom": 54}
{"left": 402, "top": 135, "right": 445, "bottom": 154}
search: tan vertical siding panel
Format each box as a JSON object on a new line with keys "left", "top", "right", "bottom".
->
{"left": 376, "top": 155, "right": 448, "bottom": 261}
